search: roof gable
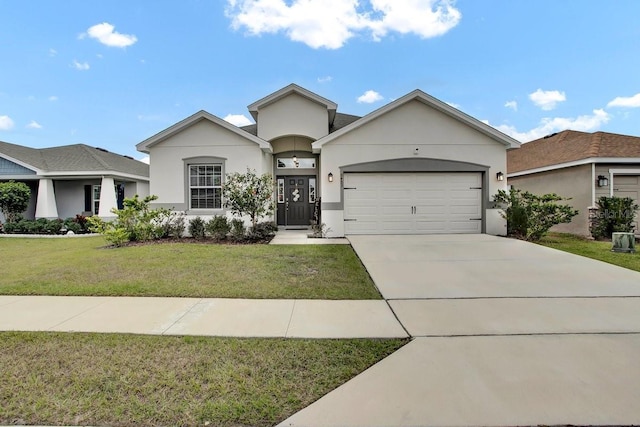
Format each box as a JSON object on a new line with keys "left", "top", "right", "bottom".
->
{"left": 136, "top": 110, "right": 271, "bottom": 153}
{"left": 507, "top": 130, "right": 640, "bottom": 174}
{"left": 247, "top": 83, "right": 337, "bottom": 124}
{"left": 312, "top": 89, "right": 520, "bottom": 151}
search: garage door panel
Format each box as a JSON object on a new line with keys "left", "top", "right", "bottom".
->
{"left": 344, "top": 172, "right": 483, "bottom": 235}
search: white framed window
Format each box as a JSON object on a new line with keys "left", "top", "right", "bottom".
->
{"left": 277, "top": 158, "right": 315, "bottom": 169}
{"left": 277, "top": 178, "right": 285, "bottom": 204}
{"left": 309, "top": 178, "right": 316, "bottom": 203}
{"left": 189, "top": 164, "right": 222, "bottom": 209}
{"left": 92, "top": 185, "right": 101, "bottom": 215}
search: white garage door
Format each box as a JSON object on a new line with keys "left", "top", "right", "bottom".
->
{"left": 343, "top": 172, "right": 483, "bottom": 234}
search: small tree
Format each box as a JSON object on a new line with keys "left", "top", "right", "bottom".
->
{"left": 0, "top": 181, "right": 31, "bottom": 223}
{"left": 223, "top": 169, "right": 274, "bottom": 230}
{"left": 494, "top": 188, "right": 578, "bottom": 241}
{"left": 590, "top": 196, "right": 639, "bottom": 239}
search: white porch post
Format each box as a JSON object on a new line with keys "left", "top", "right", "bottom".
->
{"left": 35, "top": 178, "right": 59, "bottom": 219}
{"left": 98, "top": 176, "right": 118, "bottom": 219}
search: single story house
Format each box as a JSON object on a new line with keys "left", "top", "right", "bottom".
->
{"left": 137, "top": 83, "right": 519, "bottom": 237}
{"left": 507, "top": 130, "right": 640, "bottom": 236}
{"left": 0, "top": 140, "right": 149, "bottom": 222}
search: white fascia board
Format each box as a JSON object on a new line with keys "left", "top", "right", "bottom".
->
{"left": 312, "top": 89, "right": 520, "bottom": 151}
{"left": 136, "top": 110, "right": 272, "bottom": 153}
{"left": 42, "top": 171, "right": 150, "bottom": 182}
{"left": 508, "top": 158, "right": 640, "bottom": 178}
{"left": 608, "top": 167, "right": 640, "bottom": 174}
{"left": 0, "top": 153, "right": 43, "bottom": 174}
{"left": 0, "top": 174, "right": 42, "bottom": 180}
{"left": 247, "top": 83, "right": 338, "bottom": 122}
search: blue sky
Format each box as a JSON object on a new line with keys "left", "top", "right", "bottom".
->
{"left": 1, "top": 0, "right": 639, "bottom": 163}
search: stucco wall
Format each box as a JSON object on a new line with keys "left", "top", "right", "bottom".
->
{"left": 319, "top": 100, "right": 509, "bottom": 236}
{"left": 257, "top": 93, "right": 329, "bottom": 141}
{"left": 508, "top": 164, "right": 592, "bottom": 236}
{"left": 148, "top": 119, "right": 268, "bottom": 212}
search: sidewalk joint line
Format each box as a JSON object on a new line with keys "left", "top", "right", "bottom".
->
{"left": 284, "top": 300, "right": 296, "bottom": 337}
{"left": 47, "top": 296, "right": 114, "bottom": 331}
{"left": 160, "top": 298, "right": 205, "bottom": 335}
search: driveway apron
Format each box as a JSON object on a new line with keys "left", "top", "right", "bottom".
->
{"left": 280, "top": 234, "right": 640, "bottom": 427}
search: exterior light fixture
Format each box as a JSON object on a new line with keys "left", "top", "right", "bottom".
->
{"left": 597, "top": 175, "right": 609, "bottom": 187}
{"left": 328, "top": 172, "right": 334, "bottom": 182}
{"left": 496, "top": 171, "right": 505, "bottom": 181}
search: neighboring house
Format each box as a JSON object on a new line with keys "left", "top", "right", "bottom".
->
{"left": 0, "top": 141, "right": 149, "bottom": 222}
{"left": 507, "top": 130, "right": 640, "bottom": 236}
{"left": 137, "top": 83, "right": 519, "bottom": 237}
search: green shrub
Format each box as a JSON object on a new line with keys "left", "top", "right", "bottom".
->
{"left": 248, "top": 221, "right": 277, "bottom": 241}
{"left": 188, "top": 216, "right": 206, "bottom": 239}
{"left": 590, "top": 196, "right": 639, "bottom": 239}
{"left": 494, "top": 188, "right": 579, "bottom": 241}
{"left": 223, "top": 169, "right": 275, "bottom": 229}
{"left": 156, "top": 209, "right": 186, "bottom": 238}
{"left": 0, "top": 181, "right": 31, "bottom": 223}
{"left": 230, "top": 218, "right": 246, "bottom": 241}
{"left": 206, "top": 216, "right": 231, "bottom": 240}
{"left": 3, "top": 217, "right": 63, "bottom": 234}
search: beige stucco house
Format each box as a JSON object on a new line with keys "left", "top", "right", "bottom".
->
{"left": 137, "top": 84, "right": 519, "bottom": 237}
{"left": 507, "top": 130, "right": 640, "bottom": 236}
{"left": 0, "top": 141, "right": 149, "bottom": 222}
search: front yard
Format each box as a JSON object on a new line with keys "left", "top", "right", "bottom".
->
{"left": 537, "top": 233, "right": 640, "bottom": 272}
{"left": 0, "top": 332, "right": 406, "bottom": 426}
{"left": 0, "top": 236, "right": 381, "bottom": 299}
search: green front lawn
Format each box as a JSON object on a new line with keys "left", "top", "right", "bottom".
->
{"left": 0, "top": 237, "right": 380, "bottom": 299}
{"left": 0, "top": 332, "right": 406, "bottom": 427}
{"left": 537, "top": 233, "right": 640, "bottom": 272}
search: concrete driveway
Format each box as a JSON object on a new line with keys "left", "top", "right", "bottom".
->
{"left": 280, "top": 234, "right": 640, "bottom": 426}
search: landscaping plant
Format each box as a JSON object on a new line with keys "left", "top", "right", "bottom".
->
{"left": 590, "top": 196, "right": 639, "bottom": 239}
{"left": 494, "top": 188, "right": 578, "bottom": 241}
{"left": 0, "top": 180, "right": 30, "bottom": 223}
{"left": 206, "top": 215, "right": 231, "bottom": 240}
{"left": 223, "top": 169, "right": 275, "bottom": 230}
{"left": 188, "top": 216, "right": 206, "bottom": 239}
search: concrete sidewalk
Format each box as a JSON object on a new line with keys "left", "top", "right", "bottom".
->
{"left": 0, "top": 295, "right": 407, "bottom": 339}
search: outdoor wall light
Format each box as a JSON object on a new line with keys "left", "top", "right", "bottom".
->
{"left": 597, "top": 175, "right": 609, "bottom": 187}
{"left": 496, "top": 171, "right": 505, "bottom": 181}
{"left": 328, "top": 172, "right": 334, "bottom": 182}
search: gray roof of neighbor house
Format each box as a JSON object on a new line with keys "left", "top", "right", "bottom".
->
{"left": 239, "top": 112, "right": 362, "bottom": 137}
{"left": 508, "top": 130, "right": 640, "bottom": 174}
{"left": 0, "top": 140, "right": 149, "bottom": 177}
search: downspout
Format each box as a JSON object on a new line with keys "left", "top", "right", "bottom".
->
{"left": 591, "top": 163, "right": 596, "bottom": 207}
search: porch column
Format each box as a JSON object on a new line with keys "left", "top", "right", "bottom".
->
{"left": 98, "top": 176, "right": 118, "bottom": 219}
{"left": 35, "top": 178, "right": 59, "bottom": 219}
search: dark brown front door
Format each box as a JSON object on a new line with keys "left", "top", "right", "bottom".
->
{"left": 277, "top": 176, "right": 314, "bottom": 226}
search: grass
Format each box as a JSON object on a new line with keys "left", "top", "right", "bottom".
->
{"left": 0, "top": 236, "right": 381, "bottom": 299}
{"left": 0, "top": 332, "right": 407, "bottom": 427}
{"left": 537, "top": 233, "right": 640, "bottom": 272}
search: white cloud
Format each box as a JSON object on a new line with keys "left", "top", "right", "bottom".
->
{"left": 446, "top": 101, "right": 461, "bottom": 109}
{"left": 223, "top": 114, "right": 253, "bottom": 127}
{"left": 0, "top": 115, "right": 14, "bottom": 130}
{"left": 82, "top": 22, "right": 137, "bottom": 48}
{"left": 72, "top": 60, "right": 90, "bottom": 71}
{"left": 26, "top": 120, "right": 42, "bottom": 129}
{"left": 317, "top": 75, "right": 332, "bottom": 83}
{"left": 357, "top": 90, "right": 383, "bottom": 104}
{"left": 139, "top": 155, "right": 150, "bottom": 164}
{"left": 607, "top": 92, "right": 640, "bottom": 108}
{"left": 225, "top": 0, "right": 461, "bottom": 49}
{"left": 488, "top": 109, "right": 610, "bottom": 142}
{"left": 48, "top": 48, "right": 57, "bottom": 57}
{"left": 504, "top": 100, "right": 518, "bottom": 111}
{"left": 529, "top": 89, "right": 566, "bottom": 111}
{"left": 49, "top": 96, "right": 58, "bottom": 101}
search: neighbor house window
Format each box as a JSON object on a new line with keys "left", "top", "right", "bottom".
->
{"left": 92, "top": 185, "right": 101, "bottom": 215}
{"left": 189, "top": 164, "right": 222, "bottom": 209}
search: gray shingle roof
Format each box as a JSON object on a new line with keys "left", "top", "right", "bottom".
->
{"left": 0, "top": 140, "right": 149, "bottom": 177}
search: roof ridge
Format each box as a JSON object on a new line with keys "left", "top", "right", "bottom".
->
{"left": 589, "top": 132, "right": 603, "bottom": 157}
{"left": 80, "top": 144, "right": 112, "bottom": 170}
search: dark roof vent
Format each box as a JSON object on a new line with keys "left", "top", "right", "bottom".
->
{"left": 543, "top": 132, "right": 559, "bottom": 139}
{"left": 95, "top": 147, "right": 109, "bottom": 153}
{"left": 122, "top": 155, "right": 133, "bottom": 160}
